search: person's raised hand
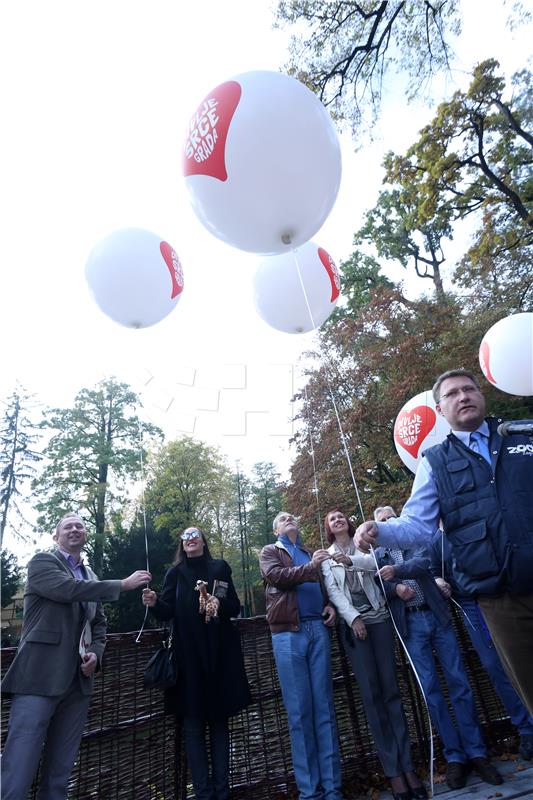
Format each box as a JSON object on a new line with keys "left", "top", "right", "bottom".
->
{"left": 436, "top": 577, "right": 452, "bottom": 599}
{"left": 378, "top": 564, "right": 396, "bottom": 581}
{"left": 122, "top": 570, "right": 152, "bottom": 591}
{"left": 330, "top": 552, "right": 352, "bottom": 566}
{"left": 396, "top": 584, "right": 416, "bottom": 602}
{"left": 354, "top": 521, "right": 378, "bottom": 553}
{"left": 141, "top": 588, "right": 157, "bottom": 607}
{"left": 311, "top": 549, "right": 331, "bottom": 568}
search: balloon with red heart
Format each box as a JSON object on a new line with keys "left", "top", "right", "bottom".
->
{"left": 183, "top": 70, "right": 342, "bottom": 255}
{"left": 393, "top": 390, "right": 450, "bottom": 473}
{"left": 85, "top": 228, "right": 184, "bottom": 328}
{"left": 479, "top": 312, "right": 533, "bottom": 396}
{"left": 252, "top": 241, "right": 341, "bottom": 334}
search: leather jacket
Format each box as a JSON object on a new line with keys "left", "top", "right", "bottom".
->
{"left": 259, "top": 540, "right": 329, "bottom": 633}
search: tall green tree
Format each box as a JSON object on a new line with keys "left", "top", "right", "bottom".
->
{"left": 386, "top": 60, "right": 533, "bottom": 288}
{"left": 1, "top": 548, "right": 23, "bottom": 608}
{"left": 102, "top": 511, "right": 175, "bottom": 633}
{"left": 144, "top": 436, "right": 235, "bottom": 546}
{"left": 288, "top": 268, "right": 533, "bottom": 535}
{"left": 0, "top": 387, "right": 42, "bottom": 546}
{"left": 32, "top": 378, "right": 162, "bottom": 575}
{"left": 275, "top": 0, "right": 461, "bottom": 134}
{"left": 247, "top": 462, "right": 284, "bottom": 548}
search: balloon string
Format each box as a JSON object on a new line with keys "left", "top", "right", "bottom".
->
{"left": 370, "top": 546, "right": 435, "bottom": 797}
{"left": 291, "top": 249, "right": 365, "bottom": 522}
{"left": 135, "top": 418, "right": 150, "bottom": 644}
{"left": 438, "top": 530, "right": 476, "bottom": 631}
{"left": 303, "top": 382, "right": 325, "bottom": 548}
{"left": 293, "top": 248, "right": 434, "bottom": 792}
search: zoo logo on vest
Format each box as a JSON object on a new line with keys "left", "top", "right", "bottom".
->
{"left": 506, "top": 444, "right": 533, "bottom": 456}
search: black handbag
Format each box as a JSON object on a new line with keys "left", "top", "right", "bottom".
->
{"left": 143, "top": 626, "right": 177, "bottom": 690}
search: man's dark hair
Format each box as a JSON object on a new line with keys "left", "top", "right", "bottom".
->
{"left": 432, "top": 369, "right": 481, "bottom": 404}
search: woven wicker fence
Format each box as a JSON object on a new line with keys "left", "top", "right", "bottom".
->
{"left": 1, "top": 610, "right": 514, "bottom": 800}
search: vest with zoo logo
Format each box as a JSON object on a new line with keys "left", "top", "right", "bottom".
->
{"left": 424, "top": 417, "right": 533, "bottom": 596}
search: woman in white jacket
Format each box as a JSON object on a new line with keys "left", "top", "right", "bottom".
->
{"left": 321, "top": 509, "right": 427, "bottom": 800}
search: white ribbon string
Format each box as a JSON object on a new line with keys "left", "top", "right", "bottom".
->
{"left": 291, "top": 247, "right": 435, "bottom": 795}
{"left": 135, "top": 418, "right": 150, "bottom": 644}
{"left": 303, "top": 381, "right": 325, "bottom": 548}
{"left": 292, "top": 250, "right": 365, "bottom": 521}
{"left": 370, "top": 547, "right": 435, "bottom": 797}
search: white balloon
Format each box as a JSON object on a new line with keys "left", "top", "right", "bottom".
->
{"left": 479, "top": 312, "right": 533, "bottom": 396}
{"left": 393, "top": 390, "right": 450, "bottom": 474}
{"left": 183, "top": 71, "right": 342, "bottom": 255}
{"left": 85, "top": 228, "right": 184, "bottom": 329}
{"left": 252, "top": 241, "right": 341, "bottom": 334}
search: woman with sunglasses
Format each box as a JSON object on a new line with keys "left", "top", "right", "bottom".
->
{"left": 321, "top": 509, "right": 427, "bottom": 800}
{"left": 142, "top": 526, "right": 251, "bottom": 800}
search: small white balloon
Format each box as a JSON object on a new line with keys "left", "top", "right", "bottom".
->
{"left": 479, "top": 312, "right": 533, "bottom": 396}
{"left": 183, "top": 71, "right": 342, "bottom": 255}
{"left": 252, "top": 241, "right": 341, "bottom": 334}
{"left": 393, "top": 390, "right": 450, "bottom": 473}
{"left": 85, "top": 228, "right": 184, "bottom": 328}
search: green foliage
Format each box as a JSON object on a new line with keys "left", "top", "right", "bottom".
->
{"left": 0, "top": 387, "right": 42, "bottom": 546}
{"left": 1, "top": 548, "right": 23, "bottom": 608}
{"left": 275, "top": 0, "right": 461, "bottom": 135}
{"left": 287, "top": 58, "right": 533, "bottom": 529}
{"left": 144, "top": 436, "right": 234, "bottom": 542}
{"left": 386, "top": 59, "right": 533, "bottom": 301}
{"left": 102, "top": 513, "right": 175, "bottom": 633}
{"left": 32, "top": 378, "right": 162, "bottom": 574}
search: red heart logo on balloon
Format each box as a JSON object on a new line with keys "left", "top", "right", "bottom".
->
{"left": 394, "top": 405, "right": 436, "bottom": 459}
{"left": 479, "top": 339, "right": 497, "bottom": 385}
{"left": 318, "top": 247, "right": 340, "bottom": 302}
{"left": 183, "top": 81, "right": 242, "bottom": 182}
{"left": 160, "top": 242, "right": 184, "bottom": 299}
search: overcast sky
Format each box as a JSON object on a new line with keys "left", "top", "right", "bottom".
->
{"left": 1, "top": 1, "right": 531, "bottom": 555}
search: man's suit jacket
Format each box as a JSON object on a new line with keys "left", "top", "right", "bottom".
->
{"left": 1, "top": 550, "right": 122, "bottom": 697}
{"left": 374, "top": 546, "right": 451, "bottom": 638}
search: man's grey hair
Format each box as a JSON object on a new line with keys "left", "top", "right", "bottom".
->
{"left": 373, "top": 506, "right": 397, "bottom": 521}
{"left": 432, "top": 369, "right": 480, "bottom": 404}
{"left": 272, "top": 511, "right": 296, "bottom": 531}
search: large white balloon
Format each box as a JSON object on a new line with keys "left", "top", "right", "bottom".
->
{"left": 85, "top": 228, "right": 184, "bottom": 328}
{"left": 479, "top": 312, "right": 533, "bottom": 396}
{"left": 252, "top": 241, "right": 341, "bottom": 334}
{"left": 393, "top": 390, "right": 450, "bottom": 473}
{"left": 183, "top": 71, "right": 342, "bottom": 255}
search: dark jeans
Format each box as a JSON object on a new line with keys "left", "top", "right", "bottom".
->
{"left": 478, "top": 592, "right": 533, "bottom": 718}
{"left": 183, "top": 716, "right": 230, "bottom": 800}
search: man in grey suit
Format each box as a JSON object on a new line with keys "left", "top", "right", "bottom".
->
{"left": 1, "top": 513, "right": 152, "bottom": 800}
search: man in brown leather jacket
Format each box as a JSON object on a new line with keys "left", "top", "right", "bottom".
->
{"left": 259, "top": 511, "right": 343, "bottom": 800}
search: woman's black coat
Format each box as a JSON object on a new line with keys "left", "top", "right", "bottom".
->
{"left": 150, "top": 556, "right": 251, "bottom": 720}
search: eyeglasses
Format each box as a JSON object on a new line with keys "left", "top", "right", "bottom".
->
{"left": 439, "top": 385, "right": 480, "bottom": 402}
{"left": 180, "top": 529, "right": 201, "bottom": 542}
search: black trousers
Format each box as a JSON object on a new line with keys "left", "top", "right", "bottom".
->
{"left": 183, "top": 716, "right": 230, "bottom": 800}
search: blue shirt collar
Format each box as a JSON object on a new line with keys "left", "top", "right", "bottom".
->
{"left": 452, "top": 419, "right": 490, "bottom": 448}
{"left": 279, "top": 533, "right": 303, "bottom": 550}
{"left": 58, "top": 548, "right": 83, "bottom": 568}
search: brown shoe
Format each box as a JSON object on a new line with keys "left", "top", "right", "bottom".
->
{"left": 470, "top": 757, "right": 503, "bottom": 785}
{"left": 446, "top": 761, "right": 469, "bottom": 789}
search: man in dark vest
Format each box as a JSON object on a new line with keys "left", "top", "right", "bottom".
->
{"left": 355, "top": 369, "right": 533, "bottom": 718}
